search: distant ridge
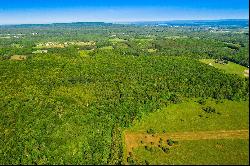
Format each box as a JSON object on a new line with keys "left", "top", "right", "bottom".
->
{"left": 0, "top": 19, "right": 248, "bottom": 28}
{"left": 117, "top": 19, "right": 249, "bottom": 27}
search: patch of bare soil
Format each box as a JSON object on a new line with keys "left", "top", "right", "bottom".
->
{"left": 124, "top": 129, "right": 249, "bottom": 159}
{"left": 244, "top": 69, "right": 249, "bottom": 77}
{"left": 10, "top": 55, "right": 27, "bottom": 61}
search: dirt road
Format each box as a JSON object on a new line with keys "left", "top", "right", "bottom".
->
{"left": 124, "top": 129, "right": 249, "bottom": 158}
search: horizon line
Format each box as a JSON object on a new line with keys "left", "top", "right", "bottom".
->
{"left": 0, "top": 18, "right": 248, "bottom": 26}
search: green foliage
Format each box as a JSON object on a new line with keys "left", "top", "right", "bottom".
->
{"left": 144, "top": 146, "right": 154, "bottom": 152}
{"left": 159, "top": 138, "right": 163, "bottom": 144}
{"left": 0, "top": 24, "right": 248, "bottom": 165}
{"left": 197, "top": 98, "right": 206, "bottom": 105}
{"left": 147, "top": 128, "right": 156, "bottom": 134}
{"left": 202, "top": 106, "right": 216, "bottom": 114}
{"left": 0, "top": 53, "right": 248, "bottom": 164}
{"left": 161, "top": 146, "right": 170, "bottom": 153}
{"left": 167, "top": 139, "right": 174, "bottom": 146}
{"left": 127, "top": 156, "right": 135, "bottom": 165}
{"left": 145, "top": 160, "right": 150, "bottom": 165}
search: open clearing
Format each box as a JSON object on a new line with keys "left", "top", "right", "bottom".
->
{"left": 124, "top": 99, "right": 249, "bottom": 164}
{"left": 129, "top": 99, "right": 249, "bottom": 133}
{"left": 200, "top": 59, "right": 248, "bottom": 77}
{"left": 10, "top": 55, "right": 27, "bottom": 61}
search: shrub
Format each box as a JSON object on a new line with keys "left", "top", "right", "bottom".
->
{"left": 145, "top": 146, "right": 154, "bottom": 152}
{"left": 202, "top": 106, "right": 216, "bottom": 113}
{"left": 145, "top": 160, "right": 150, "bottom": 165}
{"left": 197, "top": 98, "right": 206, "bottom": 105}
{"left": 161, "top": 146, "right": 170, "bottom": 153}
{"left": 159, "top": 138, "right": 163, "bottom": 144}
{"left": 127, "top": 156, "right": 135, "bottom": 165}
{"left": 167, "top": 139, "right": 174, "bottom": 146}
{"left": 147, "top": 128, "right": 156, "bottom": 134}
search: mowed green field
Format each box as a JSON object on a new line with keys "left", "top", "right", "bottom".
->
{"left": 200, "top": 59, "right": 248, "bottom": 77}
{"left": 125, "top": 99, "right": 249, "bottom": 165}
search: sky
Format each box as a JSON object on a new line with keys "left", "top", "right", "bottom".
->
{"left": 0, "top": 0, "right": 249, "bottom": 24}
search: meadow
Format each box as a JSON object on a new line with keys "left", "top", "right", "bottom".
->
{"left": 132, "top": 139, "right": 249, "bottom": 165}
{"left": 124, "top": 99, "right": 249, "bottom": 165}
{"left": 200, "top": 59, "right": 249, "bottom": 77}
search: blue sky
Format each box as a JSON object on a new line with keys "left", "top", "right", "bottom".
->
{"left": 0, "top": 0, "right": 248, "bottom": 24}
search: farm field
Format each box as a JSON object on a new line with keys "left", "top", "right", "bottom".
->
{"left": 124, "top": 99, "right": 249, "bottom": 164}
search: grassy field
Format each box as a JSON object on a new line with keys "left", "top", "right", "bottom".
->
{"left": 132, "top": 139, "right": 249, "bottom": 165}
{"left": 124, "top": 99, "right": 249, "bottom": 164}
{"left": 129, "top": 99, "right": 249, "bottom": 133}
{"left": 200, "top": 59, "right": 248, "bottom": 77}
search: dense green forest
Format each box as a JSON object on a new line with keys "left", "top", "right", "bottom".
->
{"left": 0, "top": 22, "right": 249, "bottom": 164}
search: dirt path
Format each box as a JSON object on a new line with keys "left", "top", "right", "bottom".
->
{"left": 124, "top": 129, "right": 249, "bottom": 158}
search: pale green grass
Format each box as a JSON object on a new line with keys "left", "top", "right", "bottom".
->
{"left": 99, "top": 46, "right": 114, "bottom": 50}
{"left": 78, "top": 50, "right": 93, "bottom": 57}
{"left": 109, "top": 38, "right": 126, "bottom": 43}
{"left": 73, "top": 41, "right": 95, "bottom": 46}
{"left": 129, "top": 99, "right": 249, "bottom": 133}
{"left": 132, "top": 139, "right": 249, "bottom": 165}
{"left": 200, "top": 59, "right": 248, "bottom": 77}
{"left": 147, "top": 49, "right": 157, "bottom": 53}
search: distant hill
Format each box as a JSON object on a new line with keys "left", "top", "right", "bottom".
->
{"left": 0, "top": 22, "right": 113, "bottom": 28}
{"left": 118, "top": 19, "right": 249, "bottom": 27}
{"left": 0, "top": 19, "right": 248, "bottom": 28}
